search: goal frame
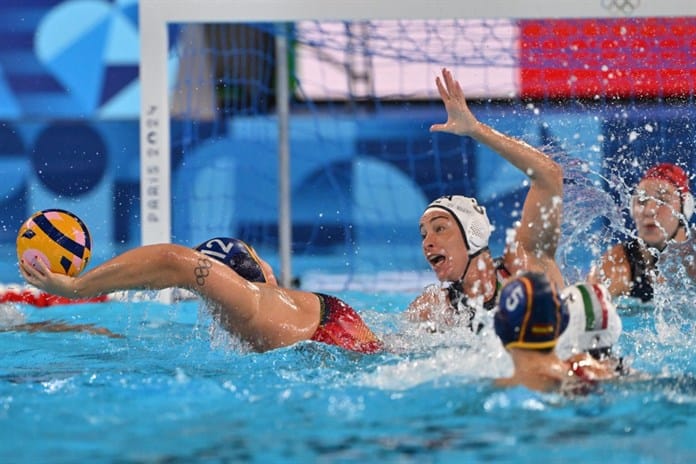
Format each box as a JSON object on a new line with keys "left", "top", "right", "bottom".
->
{"left": 138, "top": 0, "right": 696, "bottom": 285}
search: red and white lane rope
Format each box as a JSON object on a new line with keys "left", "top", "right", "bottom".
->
{"left": 0, "top": 284, "right": 109, "bottom": 307}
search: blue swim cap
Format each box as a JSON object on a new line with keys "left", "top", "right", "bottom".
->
{"left": 494, "top": 272, "right": 568, "bottom": 350}
{"left": 194, "top": 237, "right": 267, "bottom": 283}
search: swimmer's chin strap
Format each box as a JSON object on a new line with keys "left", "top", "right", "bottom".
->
{"left": 662, "top": 221, "right": 684, "bottom": 251}
{"left": 446, "top": 246, "right": 495, "bottom": 332}
{"left": 458, "top": 246, "right": 490, "bottom": 284}
{"left": 657, "top": 205, "right": 693, "bottom": 252}
{"left": 649, "top": 220, "right": 686, "bottom": 255}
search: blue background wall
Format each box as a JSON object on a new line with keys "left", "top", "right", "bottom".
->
{"left": 0, "top": 0, "right": 141, "bottom": 279}
{"left": 1, "top": 1, "right": 694, "bottom": 282}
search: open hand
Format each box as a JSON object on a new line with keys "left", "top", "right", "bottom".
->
{"left": 430, "top": 68, "right": 480, "bottom": 136}
{"left": 19, "top": 257, "right": 78, "bottom": 298}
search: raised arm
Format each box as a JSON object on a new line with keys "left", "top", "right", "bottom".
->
{"left": 430, "top": 68, "right": 563, "bottom": 261}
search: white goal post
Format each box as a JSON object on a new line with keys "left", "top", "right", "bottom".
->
{"left": 138, "top": 0, "right": 696, "bottom": 286}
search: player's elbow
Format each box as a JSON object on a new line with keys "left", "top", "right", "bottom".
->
{"left": 529, "top": 158, "right": 563, "bottom": 195}
{"left": 544, "top": 161, "right": 564, "bottom": 194}
{"left": 155, "top": 244, "right": 198, "bottom": 287}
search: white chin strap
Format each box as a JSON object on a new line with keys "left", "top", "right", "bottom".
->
{"left": 683, "top": 192, "right": 694, "bottom": 222}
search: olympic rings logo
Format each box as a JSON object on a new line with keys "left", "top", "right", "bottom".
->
{"left": 601, "top": 0, "right": 641, "bottom": 15}
{"left": 194, "top": 258, "right": 213, "bottom": 286}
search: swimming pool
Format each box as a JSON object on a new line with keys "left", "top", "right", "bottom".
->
{"left": 1, "top": 289, "right": 695, "bottom": 463}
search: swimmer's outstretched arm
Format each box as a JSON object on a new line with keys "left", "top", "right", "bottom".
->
{"left": 431, "top": 68, "right": 563, "bottom": 262}
{"left": 20, "top": 244, "right": 213, "bottom": 298}
{"left": 20, "top": 244, "right": 321, "bottom": 350}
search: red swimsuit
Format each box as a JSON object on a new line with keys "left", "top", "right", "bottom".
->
{"left": 310, "top": 293, "right": 383, "bottom": 354}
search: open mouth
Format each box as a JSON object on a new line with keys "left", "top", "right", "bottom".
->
{"left": 428, "top": 254, "right": 446, "bottom": 266}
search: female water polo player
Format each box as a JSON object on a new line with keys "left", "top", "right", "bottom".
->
{"left": 494, "top": 273, "right": 612, "bottom": 393}
{"left": 589, "top": 162, "right": 695, "bottom": 302}
{"left": 19, "top": 237, "right": 383, "bottom": 354}
{"left": 556, "top": 281, "right": 628, "bottom": 378}
{"left": 407, "top": 68, "right": 564, "bottom": 328}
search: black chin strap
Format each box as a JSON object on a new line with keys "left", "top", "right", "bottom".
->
{"left": 447, "top": 248, "right": 491, "bottom": 334}
{"left": 457, "top": 246, "right": 490, "bottom": 283}
{"left": 661, "top": 198, "right": 692, "bottom": 251}
{"left": 657, "top": 222, "right": 685, "bottom": 252}
{"left": 448, "top": 246, "right": 491, "bottom": 306}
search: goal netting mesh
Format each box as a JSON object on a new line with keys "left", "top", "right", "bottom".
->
{"left": 147, "top": 4, "right": 696, "bottom": 291}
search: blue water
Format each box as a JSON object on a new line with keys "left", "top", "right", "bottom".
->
{"left": 1, "top": 289, "right": 695, "bottom": 463}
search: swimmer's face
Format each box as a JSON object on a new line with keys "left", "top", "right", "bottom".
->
{"left": 632, "top": 178, "right": 683, "bottom": 248}
{"left": 419, "top": 208, "right": 468, "bottom": 282}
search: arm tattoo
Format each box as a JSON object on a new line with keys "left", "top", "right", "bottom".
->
{"left": 194, "top": 257, "right": 213, "bottom": 286}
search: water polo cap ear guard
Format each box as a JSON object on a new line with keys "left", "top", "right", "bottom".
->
{"left": 682, "top": 191, "right": 694, "bottom": 222}
{"left": 194, "top": 237, "right": 268, "bottom": 283}
{"left": 425, "top": 195, "right": 491, "bottom": 256}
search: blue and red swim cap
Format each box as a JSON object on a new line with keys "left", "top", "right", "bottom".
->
{"left": 494, "top": 272, "right": 569, "bottom": 350}
{"left": 194, "top": 237, "right": 267, "bottom": 283}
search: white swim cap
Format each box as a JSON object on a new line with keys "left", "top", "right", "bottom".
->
{"left": 556, "top": 282, "right": 622, "bottom": 359}
{"left": 425, "top": 195, "right": 491, "bottom": 256}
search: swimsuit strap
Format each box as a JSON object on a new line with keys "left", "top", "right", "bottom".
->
{"left": 314, "top": 292, "right": 330, "bottom": 325}
{"left": 447, "top": 282, "right": 476, "bottom": 318}
{"left": 623, "top": 239, "right": 654, "bottom": 302}
{"left": 447, "top": 256, "right": 509, "bottom": 331}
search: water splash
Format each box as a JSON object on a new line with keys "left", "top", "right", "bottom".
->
{"left": 360, "top": 296, "right": 512, "bottom": 390}
{"left": 0, "top": 303, "right": 26, "bottom": 328}
{"left": 620, "top": 295, "right": 696, "bottom": 376}
{"left": 550, "top": 148, "right": 634, "bottom": 283}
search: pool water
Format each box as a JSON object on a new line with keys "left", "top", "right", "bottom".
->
{"left": 1, "top": 290, "right": 695, "bottom": 463}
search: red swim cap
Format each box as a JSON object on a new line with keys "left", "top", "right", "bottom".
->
{"left": 642, "top": 163, "right": 691, "bottom": 194}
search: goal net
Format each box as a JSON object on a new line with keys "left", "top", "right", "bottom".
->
{"left": 140, "top": 0, "right": 696, "bottom": 291}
